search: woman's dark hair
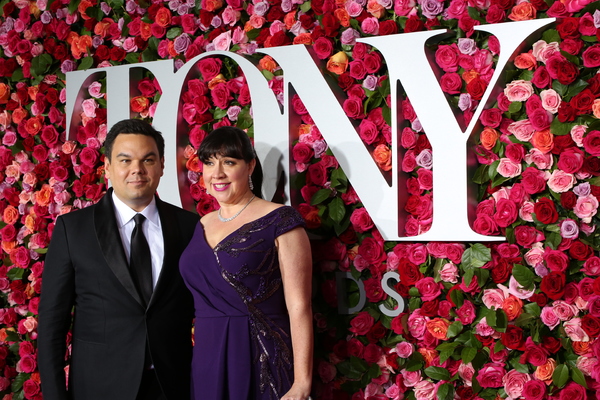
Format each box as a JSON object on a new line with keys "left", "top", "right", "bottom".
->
{"left": 105, "top": 119, "right": 165, "bottom": 161}
{"left": 198, "top": 126, "right": 263, "bottom": 198}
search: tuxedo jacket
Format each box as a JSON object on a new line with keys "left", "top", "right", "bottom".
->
{"left": 38, "top": 189, "right": 199, "bottom": 400}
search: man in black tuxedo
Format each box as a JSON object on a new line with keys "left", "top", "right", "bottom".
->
{"left": 38, "top": 119, "right": 199, "bottom": 400}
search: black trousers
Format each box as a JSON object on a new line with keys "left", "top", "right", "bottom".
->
{"left": 136, "top": 369, "right": 166, "bottom": 400}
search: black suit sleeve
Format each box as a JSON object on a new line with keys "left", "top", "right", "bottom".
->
{"left": 38, "top": 216, "right": 75, "bottom": 400}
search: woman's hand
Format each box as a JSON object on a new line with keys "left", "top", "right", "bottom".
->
{"left": 280, "top": 382, "right": 312, "bottom": 400}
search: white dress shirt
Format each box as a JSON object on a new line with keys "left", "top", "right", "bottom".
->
{"left": 112, "top": 192, "right": 164, "bottom": 290}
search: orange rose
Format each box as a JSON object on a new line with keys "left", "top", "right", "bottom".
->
{"left": 373, "top": 144, "right": 392, "bottom": 171}
{"left": 334, "top": 8, "right": 351, "bottom": 27}
{"left": 426, "top": 318, "right": 450, "bottom": 340}
{"left": 462, "top": 70, "right": 479, "bottom": 84}
{"left": 531, "top": 129, "right": 554, "bottom": 154}
{"left": 154, "top": 7, "right": 172, "bottom": 27}
{"left": 572, "top": 341, "right": 591, "bottom": 355}
{"left": 130, "top": 96, "right": 150, "bottom": 113}
{"left": 94, "top": 18, "right": 113, "bottom": 38}
{"left": 592, "top": 99, "right": 600, "bottom": 119}
{"left": 62, "top": 141, "right": 77, "bottom": 155}
{"left": 25, "top": 214, "right": 35, "bottom": 232}
{"left": 0, "top": 83, "right": 10, "bottom": 104}
{"left": 202, "top": 0, "right": 223, "bottom": 12}
{"left": 0, "top": 111, "right": 11, "bottom": 127}
{"left": 284, "top": 11, "right": 296, "bottom": 30}
{"left": 167, "top": 40, "right": 178, "bottom": 58}
{"left": 0, "top": 328, "right": 9, "bottom": 342}
{"left": 533, "top": 358, "right": 555, "bottom": 383}
{"left": 12, "top": 107, "right": 28, "bottom": 125}
{"left": 207, "top": 74, "right": 226, "bottom": 90}
{"left": 2, "top": 241, "right": 17, "bottom": 254}
{"left": 3, "top": 206, "right": 19, "bottom": 225}
{"left": 140, "top": 21, "right": 152, "bottom": 41}
{"left": 25, "top": 117, "right": 43, "bottom": 135}
{"left": 480, "top": 127, "right": 499, "bottom": 150}
{"left": 326, "top": 51, "right": 349, "bottom": 75}
{"left": 183, "top": 145, "right": 197, "bottom": 159}
{"left": 501, "top": 295, "right": 523, "bottom": 321}
{"left": 30, "top": 372, "right": 41, "bottom": 383}
{"left": 367, "top": 0, "right": 385, "bottom": 18}
{"left": 71, "top": 34, "right": 92, "bottom": 59}
{"left": 258, "top": 55, "right": 278, "bottom": 73}
{"left": 418, "top": 348, "right": 438, "bottom": 368}
{"left": 508, "top": 2, "right": 536, "bottom": 21}
{"left": 186, "top": 155, "right": 202, "bottom": 173}
{"left": 78, "top": 0, "right": 94, "bottom": 20}
{"left": 35, "top": 184, "right": 53, "bottom": 207}
{"left": 347, "top": 245, "right": 359, "bottom": 261}
{"left": 514, "top": 52, "right": 537, "bottom": 70}
{"left": 293, "top": 33, "right": 313, "bottom": 45}
{"left": 27, "top": 86, "right": 39, "bottom": 101}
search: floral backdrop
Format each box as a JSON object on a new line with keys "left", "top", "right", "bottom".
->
{"left": 2, "top": 0, "right": 600, "bottom": 399}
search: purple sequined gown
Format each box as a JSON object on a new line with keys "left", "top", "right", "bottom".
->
{"left": 180, "top": 206, "right": 305, "bottom": 400}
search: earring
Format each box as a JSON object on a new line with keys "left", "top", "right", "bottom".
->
{"left": 249, "top": 175, "right": 254, "bottom": 191}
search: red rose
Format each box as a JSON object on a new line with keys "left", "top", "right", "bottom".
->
{"left": 571, "top": 89, "right": 595, "bottom": 114}
{"left": 533, "top": 197, "right": 558, "bottom": 224}
{"left": 364, "top": 278, "right": 386, "bottom": 303}
{"left": 560, "top": 191, "right": 577, "bottom": 209}
{"left": 569, "top": 240, "right": 593, "bottom": 261}
{"left": 490, "top": 258, "right": 512, "bottom": 284}
{"left": 313, "top": 37, "right": 333, "bottom": 60}
{"left": 342, "top": 96, "right": 365, "bottom": 119}
{"left": 546, "top": 55, "right": 579, "bottom": 85}
{"left": 473, "top": 214, "right": 499, "bottom": 236}
{"left": 501, "top": 325, "right": 525, "bottom": 350}
{"left": 306, "top": 162, "right": 328, "bottom": 186}
{"left": 486, "top": 4, "right": 505, "bottom": 24}
{"left": 321, "top": 12, "right": 340, "bottom": 37}
{"left": 397, "top": 258, "right": 423, "bottom": 285}
{"left": 440, "top": 73, "right": 462, "bottom": 94}
{"left": 558, "top": 101, "right": 576, "bottom": 122}
{"left": 358, "top": 237, "right": 386, "bottom": 265}
{"left": 541, "top": 336, "right": 561, "bottom": 353}
{"left": 556, "top": 17, "right": 580, "bottom": 40}
{"left": 366, "top": 321, "right": 386, "bottom": 343}
{"left": 583, "top": 130, "right": 600, "bottom": 156}
{"left": 540, "top": 272, "right": 565, "bottom": 300}
{"left": 404, "top": 15, "right": 425, "bottom": 33}
{"left": 109, "top": 46, "right": 126, "bottom": 62}
{"left": 379, "top": 20, "right": 398, "bottom": 36}
{"left": 583, "top": 156, "right": 600, "bottom": 176}
{"left": 581, "top": 314, "right": 600, "bottom": 337}
{"left": 466, "top": 77, "right": 487, "bottom": 100}
{"left": 521, "top": 167, "right": 546, "bottom": 194}
{"left": 544, "top": 249, "right": 569, "bottom": 272}
{"left": 493, "top": 198, "right": 518, "bottom": 228}
{"left": 558, "top": 382, "right": 586, "bottom": 400}
{"left": 363, "top": 343, "right": 383, "bottom": 363}
{"left": 22, "top": 380, "right": 41, "bottom": 399}
{"left": 514, "top": 226, "right": 544, "bottom": 248}
{"left": 210, "top": 82, "right": 231, "bottom": 110}
{"left": 349, "top": 311, "right": 375, "bottom": 335}
{"left": 363, "top": 52, "right": 382, "bottom": 74}
{"left": 420, "top": 300, "right": 439, "bottom": 317}
{"left": 557, "top": 147, "right": 584, "bottom": 173}
{"left": 560, "top": 38, "right": 584, "bottom": 56}
{"left": 531, "top": 66, "right": 551, "bottom": 88}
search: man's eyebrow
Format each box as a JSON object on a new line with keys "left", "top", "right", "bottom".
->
{"left": 115, "top": 151, "right": 158, "bottom": 158}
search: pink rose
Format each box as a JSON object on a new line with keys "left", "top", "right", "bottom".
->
{"left": 520, "top": 167, "right": 547, "bottom": 195}
{"left": 524, "top": 148, "right": 552, "bottom": 170}
{"left": 435, "top": 44, "right": 460, "bottom": 72}
{"left": 407, "top": 243, "right": 428, "bottom": 265}
{"left": 360, "top": 17, "right": 379, "bottom": 35}
{"left": 540, "top": 306, "right": 560, "bottom": 329}
{"left": 574, "top": 194, "right": 598, "bottom": 223}
{"left": 457, "top": 300, "right": 476, "bottom": 324}
{"left": 350, "top": 208, "right": 374, "bottom": 233}
{"left": 458, "top": 362, "right": 475, "bottom": 386}
{"left": 494, "top": 198, "right": 518, "bottom": 227}
{"left": 358, "top": 119, "right": 379, "bottom": 145}
{"left": 476, "top": 363, "right": 506, "bottom": 388}
{"left": 395, "top": 342, "right": 413, "bottom": 358}
{"left": 523, "top": 379, "right": 546, "bottom": 400}
{"left": 504, "top": 80, "right": 534, "bottom": 102}
{"left": 407, "top": 309, "right": 428, "bottom": 339}
{"left": 439, "top": 262, "right": 458, "bottom": 283}
{"left": 482, "top": 289, "right": 507, "bottom": 309}
{"left": 547, "top": 169, "right": 575, "bottom": 193}
{"left": 503, "top": 369, "right": 531, "bottom": 399}
{"left": 540, "top": 89, "right": 561, "bottom": 114}
{"left": 415, "top": 277, "right": 442, "bottom": 301}
{"left": 564, "top": 317, "right": 589, "bottom": 342}
{"left": 582, "top": 256, "right": 600, "bottom": 276}
{"left": 401, "top": 369, "right": 422, "bottom": 387}
{"left": 583, "top": 130, "right": 600, "bottom": 156}
{"left": 413, "top": 380, "right": 436, "bottom": 400}
{"left": 318, "top": 361, "right": 337, "bottom": 383}
{"left": 508, "top": 119, "right": 535, "bottom": 142}
{"left": 497, "top": 158, "right": 522, "bottom": 178}
{"left": 349, "top": 311, "right": 375, "bottom": 335}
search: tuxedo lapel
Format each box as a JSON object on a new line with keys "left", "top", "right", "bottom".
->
{"left": 94, "top": 189, "right": 144, "bottom": 307}
{"left": 148, "top": 199, "right": 181, "bottom": 308}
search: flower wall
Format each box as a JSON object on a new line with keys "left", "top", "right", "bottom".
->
{"left": 3, "top": 0, "right": 600, "bottom": 399}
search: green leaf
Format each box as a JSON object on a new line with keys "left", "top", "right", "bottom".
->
{"left": 550, "top": 118, "right": 576, "bottom": 136}
{"left": 508, "top": 101, "right": 522, "bottom": 114}
{"left": 166, "top": 27, "right": 183, "bottom": 39}
{"left": 125, "top": 52, "right": 140, "bottom": 64}
{"left": 300, "top": 0, "right": 311, "bottom": 12}
{"left": 85, "top": 5, "right": 103, "bottom": 21}
{"left": 328, "top": 197, "right": 346, "bottom": 223}
{"left": 447, "top": 321, "right": 463, "bottom": 338}
{"left": 552, "top": 364, "right": 569, "bottom": 388}
{"left": 236, "top": 108, "right": 253, "bottom": 130}
{"left": 486, "top": 308, "right": 497, "bottom": 327}
{"left": 461, "top": 346, "right": 477, "bottom": 364}
{"left": 68, "top": 0, "right": 81, "bottom": 13}
{"left": 542, "top": 29, "right": 560, "bottom": 44}
{"left": 450, "top": 287, "right": 464, "bottom": 308}
{"left": 437, "top": 382, "right": 454, "bottom": 400}
{"left": 11, "top": 68, "right": 24, "bottom": 82}
{"left": 330, "top": 168, "right": 348, "bottom": 191}
{"left": 11, "top": 373, "right": 28, "bottom": 392}
{"left": 512, "top": 264, "right": 534, "bottom": 288}
{"left": 461, "top": 244, "right": 491, "bottom": 269}
{"left": 311, "top": 189, "right": 332, "bottom": 205}
{"left": 424, "top": 366, "right": 451, "bottom": 381}
{"left": 336, "top": 356, "right": 368, "bottom": 380}
{"left": 78, "top": 56, "right": 94, "bottom": 71}
{"left": 509, "top": 356, "right": 529, "bottom": 373}
{"left": 31, "top": 54, "right": 53, "bottom": 76}
{"left": 495, "top": 309, "right": 508, "bottom": 332}
{"left": 7, "top": 267, "right": 25, "bottom": 280}
{"left": 571, "top": 366, "right": 587, "bottom": 388}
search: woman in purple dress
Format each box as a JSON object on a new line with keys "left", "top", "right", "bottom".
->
{"left": 180, "top": 126, "right": 313, "bottom": 400}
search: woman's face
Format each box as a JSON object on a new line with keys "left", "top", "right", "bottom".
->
{"left": 202, "top": 154, "right": 255, "bottom": 205}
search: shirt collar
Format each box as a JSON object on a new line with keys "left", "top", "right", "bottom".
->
{"left": 112, "top": 192, "right": 160, "bottom": 228}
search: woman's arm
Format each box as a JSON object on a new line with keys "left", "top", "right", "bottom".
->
{"left": 277, "top": 227, "right": 313, "bottom": 400}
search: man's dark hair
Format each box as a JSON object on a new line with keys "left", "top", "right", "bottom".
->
{"left": 104, "top": 119, "right": 165, "bottom": 160}
{"left": 198, "top": 126, "right": 264, "bottom": 199}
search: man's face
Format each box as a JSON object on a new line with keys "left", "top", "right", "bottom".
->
{"left": 104, "top": 133, "right": 164, "bottom": 212}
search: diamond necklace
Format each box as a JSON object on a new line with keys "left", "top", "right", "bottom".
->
{"left": 218, "top": 195, "right": 255, "bottom": 222}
